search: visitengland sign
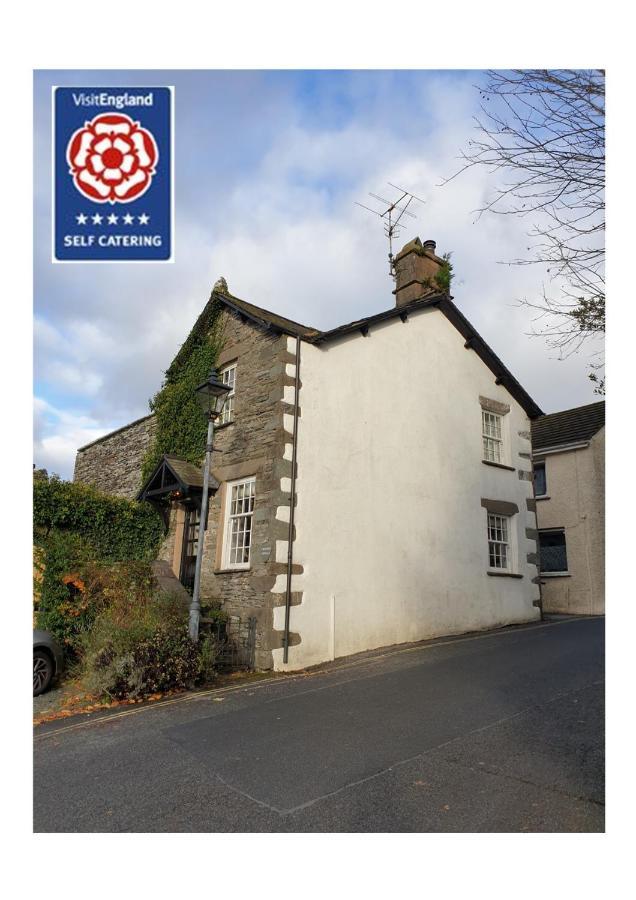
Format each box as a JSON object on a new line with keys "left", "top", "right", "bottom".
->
{"left": 53, "top": 87, "right": 174, "bottom": 263}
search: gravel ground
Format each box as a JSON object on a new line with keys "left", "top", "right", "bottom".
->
{"left": 32, "top": 674, "right": 89, "bottom": 719}
{"left": 33, "top": 682, "right": 70, "bottom": 718}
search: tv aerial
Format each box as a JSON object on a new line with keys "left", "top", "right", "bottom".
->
{"left": 355, "top": 183, "right": 425, "bottom": 279}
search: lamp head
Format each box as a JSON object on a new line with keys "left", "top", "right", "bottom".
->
{"left": 194, "top": 370, "right": 231, "bottom": 419}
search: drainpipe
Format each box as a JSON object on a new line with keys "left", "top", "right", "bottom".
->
{"left": 283, "top": 337, "right": 301, "bottom": 663}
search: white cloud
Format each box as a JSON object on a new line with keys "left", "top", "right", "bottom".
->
{"left": 34, "top": 397, "right": 110, "bottom": 478}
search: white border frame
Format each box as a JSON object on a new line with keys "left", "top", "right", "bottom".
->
{"left": 218, "top": 361, "right": 237, "bottom": 425}
{"left": 50, "top": 84, "right": 175, "bottom": 264}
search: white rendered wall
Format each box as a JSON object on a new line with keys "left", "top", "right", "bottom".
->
{"left": 272, "top": 307, "right": 540, "bottom": 670}
{"left": 535, "top": 428, "right": 605, "bottom": 615}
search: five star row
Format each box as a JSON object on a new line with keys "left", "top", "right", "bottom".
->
{"left": 75, "top": 213, "right": 151, "bottom": 226}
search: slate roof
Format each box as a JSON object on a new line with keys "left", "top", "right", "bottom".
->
{"left": 163, "top": 454, "right": 217, "bottom": 490}
{"left": 222, "top": 293, "right": 320, "bottom": 339}
{"left": 215, "top": 289, "right": 543, "bottom": 418}
{"left": 531, "top": 401, "right": 605, "bottom": 451}
{"left": 137, "top": 454, "right": 219, "bottom": 502}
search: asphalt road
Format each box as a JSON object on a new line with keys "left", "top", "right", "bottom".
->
{"left": 33, "top": 616, "right": 604, "bottom": 832}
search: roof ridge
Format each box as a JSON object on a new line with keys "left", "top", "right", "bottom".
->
{"left": 221, "top": 291, "right": 319, "bottom": 336}
{"left": 537, "top": 400, "right": 605, "bottom": 420}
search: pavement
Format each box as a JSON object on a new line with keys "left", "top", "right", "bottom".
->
{"left": 33, "top": 615, "right": 604, "bottom": 832}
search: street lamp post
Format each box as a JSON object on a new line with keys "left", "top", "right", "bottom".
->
{"left": 189, "top": 370, "right": 231, "bottom": 642}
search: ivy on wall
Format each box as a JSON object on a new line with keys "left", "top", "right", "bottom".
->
{"left": 140, "top": 294, "right": 225, "bottom": 483}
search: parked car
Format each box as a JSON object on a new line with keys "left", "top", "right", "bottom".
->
{"left": 33, "top": 630, "right": 64, "bottom": 696}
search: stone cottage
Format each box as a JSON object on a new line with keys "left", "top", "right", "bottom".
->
{"left": 74, "top": 236, "right": 544, "bottom": 670}
{"left": 531, "top": 401, "right": 605, "bottom": 615}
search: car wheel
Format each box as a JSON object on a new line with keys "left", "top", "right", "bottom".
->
{"left": 33, "top": 650, "right": 54, "bottom": 696}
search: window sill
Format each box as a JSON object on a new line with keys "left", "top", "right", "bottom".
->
{"left": 539, "top": 572, "right": 571, "bottom": 578}
{"left": 214, "top": 420, "right": 235, "bottom": 431}
{"left": 487, "top": 570, "right": 523, "bottom": 579}
{"left": 214, "top": 567, "right": 251, "bottom": 575}
{"left": 482, "top": 460, "right": 516, "bottom": 472}
{"left": 535, "top": 494, "right": 551, "bottom": 501}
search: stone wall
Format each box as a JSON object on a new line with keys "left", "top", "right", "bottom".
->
{"left": 73, "top": 414, "right": 157, "bottom": 499}
{"left": 156, "top": 306, "right": 297, "bottom": 670}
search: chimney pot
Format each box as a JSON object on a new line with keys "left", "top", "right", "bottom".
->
{"left": 422, "top": 239, "right": 436, "bottom": 253}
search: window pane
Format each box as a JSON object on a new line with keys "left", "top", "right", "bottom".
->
{"left": 482, "top": 409, "right": 505, "bottom": 463}
{"left": 225, "top": 476, "right": 255, "bottom": 567}
{"left": 488, "top": 514, "right": 510, "bottom": 570}
{"left": 539, "top": 530, "right": 568, "bottom": 572}
{"left": 219, "top": 364, "right": 237, "bottom": 424}
{"left": 482, "top": 411, "right": 501, "bottom": 439}
{"left": 534, "top": 463, "right": 547, "bottom": 496}
{"left": 483, "top": 436, "right": 502, "bottom": 463}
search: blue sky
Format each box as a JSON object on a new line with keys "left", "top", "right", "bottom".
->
{"left": 34, "top": 69, "right": 602, "bottom": 478}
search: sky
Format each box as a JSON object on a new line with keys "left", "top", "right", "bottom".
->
{"left": 33, "top": 69, "right": 603, "bottom": 479}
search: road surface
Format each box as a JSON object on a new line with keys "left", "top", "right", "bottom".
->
{"left": 34, "top": 616, "right": 604, "bottom": 832}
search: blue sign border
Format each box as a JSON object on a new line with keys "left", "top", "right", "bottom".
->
{"left": 52, "top": 85, "right": 175, "bottom": 264}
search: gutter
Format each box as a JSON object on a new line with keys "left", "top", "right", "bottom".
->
{"left": 283, "top": 337, "right": 301, "bottom": 664}
{"left": 532, "top": 440, "right": 590, "bottom": 457}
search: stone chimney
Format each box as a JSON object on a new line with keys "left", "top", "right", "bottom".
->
{"left": 393, "top": 237, "right": 446, "bottom": 307}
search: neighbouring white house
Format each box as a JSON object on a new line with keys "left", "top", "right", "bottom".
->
{"left": 75, "top": 236, "right": 544, "bottom": 671}
{"left": 532, "top": 401, "right": 605, "bottom": 616}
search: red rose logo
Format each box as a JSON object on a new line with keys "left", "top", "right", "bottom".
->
{"left": 66, "top": 112, "right": 158, "bottom": 204}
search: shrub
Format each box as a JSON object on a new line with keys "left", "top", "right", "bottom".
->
{"left": 35, "top": 530, "right": 94, "bottom": 653}
{"left": 83, "top": 622, "right": 203, "bottom": 699}
{"left": 78, "top": 566, "right": 219, "bottom": 699}
{"left": 33, "top": 472, "right": 220, "bottom": 699}
{"left": 34, "top": 473, "right": 163, "bottom": 653}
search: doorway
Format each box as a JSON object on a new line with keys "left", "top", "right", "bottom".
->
{"left": 179, "top": 505, "right": 201, "bottom": 593}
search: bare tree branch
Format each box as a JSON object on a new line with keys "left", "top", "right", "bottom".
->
{"left": 444, "top": 70, "right": 605, "bottom": 392}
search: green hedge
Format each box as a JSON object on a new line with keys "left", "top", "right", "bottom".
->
{"left": 34, "top": 475, "right": 163, "bottom": 562}
{"left": 34, "top": 474, "right": 163, "bottom": 652}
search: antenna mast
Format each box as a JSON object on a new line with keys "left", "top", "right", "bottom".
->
{"left": 355, "top": 183, "right": 425, "bottom": 279}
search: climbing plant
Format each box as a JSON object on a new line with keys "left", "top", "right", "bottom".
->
{"left": 140, "top": 294, "right": 225, "bottom": 483}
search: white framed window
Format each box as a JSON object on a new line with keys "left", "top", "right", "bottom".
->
{"left": 221, "top": 477, "right": 255, "bottom": 570}
{"left": 487, "top": 513, "right": 510, "bottom": 570}
{"left": 482, "top": 410, "right": 503, "bottom": 463}
{"left": 218, "top": 363, "right": 237, "bottom": 425}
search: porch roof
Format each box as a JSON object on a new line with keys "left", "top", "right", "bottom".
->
{"left": 137, "top": 454, "right": 219, "bottom": 502}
